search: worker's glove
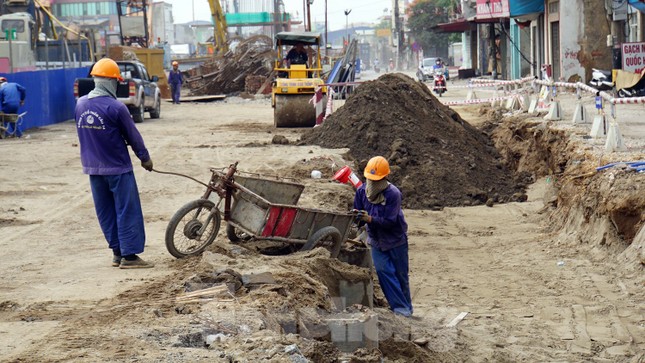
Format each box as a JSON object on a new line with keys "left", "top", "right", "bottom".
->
{"left": 141, "top": 159, "right": 153, "bottom": 172}
{"left": 357, "top": 210, "right": 371, "bottom": 223}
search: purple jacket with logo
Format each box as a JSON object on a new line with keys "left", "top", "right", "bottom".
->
{"left": 75, "top": 95, "right": 150, "bottom": 175}
{"left": 353, "top": 184, "right": 408, "bottom": 251}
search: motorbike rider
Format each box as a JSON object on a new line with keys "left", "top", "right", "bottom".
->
{"left": 432, "top": 58, "right": 447, "bottom": 92}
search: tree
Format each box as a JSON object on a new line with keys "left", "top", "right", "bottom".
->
{"left": 407, "top": 0, "right": 455, "bottom": 56}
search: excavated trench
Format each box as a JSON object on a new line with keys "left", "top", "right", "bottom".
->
{"left": 489, "top": 112, "right": 644, "bottom": 269}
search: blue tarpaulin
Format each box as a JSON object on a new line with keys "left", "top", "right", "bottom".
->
{"left": 510, "top": 0, "right": 544, "bottom": 17}
{"left": 629, "top": 0, "right": 645, "bottom": 13}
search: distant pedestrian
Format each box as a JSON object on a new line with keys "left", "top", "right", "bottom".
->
{"left": 353, "top": 156, "right": 413, "bottom": 317}
{"left": 168, "top": 61, "right": 183, "bottom": 104}
{"left": 0, "top": 77, "right": 26, "bottom": 138}
{"left": 74, "top": 58, "right": 154, "bottom": 269}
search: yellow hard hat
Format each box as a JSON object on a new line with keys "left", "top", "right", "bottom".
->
{"left": 90, "top": 58, "right": 123, "bottom": 81}
{"left": 364, "top": 156, "right": 390, "bottom": 181}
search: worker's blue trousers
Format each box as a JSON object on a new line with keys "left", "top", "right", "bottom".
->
{"left": 89, "top": 172, "right": 146, "bottom": 256}
{"left": 371, "top": 243, "right": 413, "bottom": 316}
{"left": 170, "top": 84, "right": 181, "bottom": 103}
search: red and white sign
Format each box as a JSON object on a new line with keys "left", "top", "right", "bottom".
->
{"left": 476, "top": 0, "right": 510, "bottom": 19}
{"left": 621, "top": 42, "right": 645, "bottom": 73}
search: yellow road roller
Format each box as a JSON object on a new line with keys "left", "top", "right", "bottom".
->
{"left": 272, "top": 32, "right": 327, "bottom": 127}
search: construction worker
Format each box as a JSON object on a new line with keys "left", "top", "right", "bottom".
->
{"left": 168, "top": 61, "right": 183, "bottom": 104}
{"left": 74, "top": 58, "right": 154, "bottom": 269}
{"left": 353, "top": 156, "right": 412, "bottom": 317}
{"left": 286, "top": 43, "right": 308, "bottom": 66}
{"left": 0, "top": 77, "right": 26, "bottom": 138}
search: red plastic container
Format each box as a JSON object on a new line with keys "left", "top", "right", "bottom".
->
{"left": 333, "top": 165, "right": 363, "bottom": 189}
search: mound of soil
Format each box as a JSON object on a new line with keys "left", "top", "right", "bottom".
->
{"left": 301, "top": 73, "right": 525, "bottom": 208}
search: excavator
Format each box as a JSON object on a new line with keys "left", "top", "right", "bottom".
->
{"left": 207, "top": 0, "right": 228, "bottom": 56}
{"left": 272, "top": 31, "right": 326, "bottom": 127}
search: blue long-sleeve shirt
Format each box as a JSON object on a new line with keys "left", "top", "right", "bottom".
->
{"left": 0, "top": 82, "right": 26, "bottom": 113}
{"left": 75, "top": 95, "right": 150, "bottom": 175}
{"left": 168, "top": 70, "right": 183, "bottom": 85}
{"left": 353, "top": 184, "right": 408, "bottom": 251}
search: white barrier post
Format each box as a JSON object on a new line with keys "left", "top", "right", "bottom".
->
{"left": 544, "top": 85, "right": 562, "bottom": 121}
{"left": 572, "top": 103, "right": 588, "bottom": 124}
{"left": 466, "top": 82, "right": 478, "bottom": 101}
{"left": 590, "top": 114, "right": 607, "bottom": 138}
{"left": 605, "top": 119, "right": 627, "bottom": 152}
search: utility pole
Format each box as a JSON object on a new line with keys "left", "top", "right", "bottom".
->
{"left": 325, "top": 0, "right": 328, "bottom": 56}
{"left": 306, "top": 0, "right": 312, "bottom": 32}
{"left": 344, "top": 9, "right": 351, "bottom": 46}
{"left": 394, "top": 0, "right": 400, "bottom": 70}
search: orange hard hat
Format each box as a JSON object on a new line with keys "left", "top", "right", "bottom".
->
{"left": 90, "top": 58, "right": 123, "bottom": 81}
{"left": 172, "top": 61, "right": 179, "bottom": 66}
{"left": 364, "top": 156, "right": 390, "bottom": 181}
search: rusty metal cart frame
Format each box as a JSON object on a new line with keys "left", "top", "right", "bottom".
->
{"left": 0, "top": 112, "right": 27, "bottom": 139}
{"left": 164, "top": 162, "right": 355, "bottom": 259}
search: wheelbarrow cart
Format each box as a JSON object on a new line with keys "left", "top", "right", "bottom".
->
{"left": 164, "top": 162, "right": 355, "bottom": 259}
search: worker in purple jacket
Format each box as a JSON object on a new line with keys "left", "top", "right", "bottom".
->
{"left": 354, "top": 156, "right": 412, "bottom": 317}
{"left": 75, "top": 58, "right": 154, "bottom": 269}
{"left": 168, "top": 61, "right": 183, "bottom": 104}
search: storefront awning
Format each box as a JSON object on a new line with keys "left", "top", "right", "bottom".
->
{"left": 433, "top": 18, "right": 476, "bottom": 33}
{"left": 510, "top": 0, "right": 544, "bottom": 17}
{"left": 628, "top": 0, "right": 645, "bottom": 13}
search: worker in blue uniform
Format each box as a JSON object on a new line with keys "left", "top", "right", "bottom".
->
{"left": 354, "top": 156, "right": 413, "bottom": 317}
{"left": 0, "top": 77, "right": 26, "bottom": 137}
{"left": 74, "top": 58, "right": 154, "bottom": 269}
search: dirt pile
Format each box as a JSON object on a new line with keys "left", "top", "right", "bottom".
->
{"left": 301, "top": 73, "right": 525, "bottom": 208}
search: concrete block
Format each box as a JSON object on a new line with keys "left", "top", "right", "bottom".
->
{"left": 605, "top": 122, "right": 627, "bottom": 152}
{"left": 505, "top": 96, "right": 519, "bottom": 110}
{"left": 590, "top": 115, "right": 607, "bottom": 138}
{"left": 519, "top": 94, "right": 530, "bottom": 112}
{"left": 528, "top": 97, "right": 538, "bottom": 115}
{"left": 543, "top": 101, "right": 562, "bottom": 121}
{"left": 327, "top": 312, "right": 378, "bottom": 353}
{"left": 572, "top": 102, "right": 588, "bottom": 124}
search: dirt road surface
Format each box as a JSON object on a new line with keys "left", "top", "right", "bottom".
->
{"left": 1, "top": 76, "right": 643, "bottom": 362}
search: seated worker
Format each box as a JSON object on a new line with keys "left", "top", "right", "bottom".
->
{"left": 286, "top": 43, "right": 308, "bottom": 67}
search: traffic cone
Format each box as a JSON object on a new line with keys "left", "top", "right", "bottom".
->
{"left": 333, "top": 166, "right": 363, "bottom": 189}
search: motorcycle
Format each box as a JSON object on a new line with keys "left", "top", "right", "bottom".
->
{"left": 589, "top": 68, "right": 613, "bottom": 91}
{"left": 433, "top": 69, "right": 446, "bottom": 96}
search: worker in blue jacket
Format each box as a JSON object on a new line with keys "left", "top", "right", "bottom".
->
{"left": 74, "top": 58, "right": 154, "bottom": 269}
{"left": 0, "top": 77, "right": 26, "bottom": 137}
{"left": 354, "top": 156, "right": 413, "bottom": 317}
{"left": 168, "top": 61, "right": 183, "bottom": 104}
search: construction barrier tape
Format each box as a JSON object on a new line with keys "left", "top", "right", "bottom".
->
{"left": 443, "top": 95, "right": 518, "bottom": 106}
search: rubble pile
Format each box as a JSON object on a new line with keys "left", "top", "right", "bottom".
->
{"left": 186, "top": 35, "right": 275, "bottom": 95}
{"left": 301, "top": 73, "right": 526, "bottom": 209}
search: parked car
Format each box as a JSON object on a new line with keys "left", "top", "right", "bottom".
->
{"left": 74, "top": 61, "right": 161, "bottom": 123}
{"left": 417, "top": 57, "right": 450, "bottom": 82}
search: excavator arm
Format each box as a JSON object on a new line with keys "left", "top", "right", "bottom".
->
{"left": 207, "top": 0, "right": 228, "bottom": 55}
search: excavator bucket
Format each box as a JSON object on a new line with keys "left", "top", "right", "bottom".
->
{"left": 274, "top": 94, "right": 316, "bottom": 128}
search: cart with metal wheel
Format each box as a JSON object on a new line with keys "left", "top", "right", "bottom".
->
{"left": 164, "top": 162, "right": 355, "bottom": 259}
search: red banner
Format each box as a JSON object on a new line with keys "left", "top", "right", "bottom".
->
{"left": 476, "top": 0, "right": 510, "bottom": 19}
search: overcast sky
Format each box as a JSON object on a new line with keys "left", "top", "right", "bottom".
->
{"left": 163, "top": 0, "right": 393, "bottom": 31}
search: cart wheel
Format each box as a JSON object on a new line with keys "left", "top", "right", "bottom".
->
{"left": 226, "top": 224, "right": 252, "bottom": 243}
{"left": 301, "top": 226, "right": 343, "bottom": 258}
{"left": 165, "top": 199, "right": 221, "bottom": 258}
